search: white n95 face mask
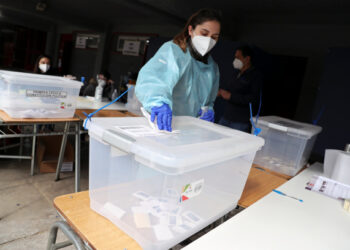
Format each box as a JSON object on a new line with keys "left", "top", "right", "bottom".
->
{"left": 191, "top": 34, "right": 216, "bottom": 56}
{"left": 39, "top": 64, "right": 50, "bottom": 73}
{"left": 233, "top": 58, "right": 243, "bottom": 70}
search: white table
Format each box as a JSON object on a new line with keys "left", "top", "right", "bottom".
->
{"left": 184, "top": 162, "right": 350, "bottom": 250}
{"left": 76, "top": 96, "right": 127, "bottom": 110}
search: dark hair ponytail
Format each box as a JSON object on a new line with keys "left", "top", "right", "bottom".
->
{"left": 173, "top": 9, "right": 222, "bottom": 52}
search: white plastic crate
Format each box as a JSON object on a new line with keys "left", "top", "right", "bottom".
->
{"left": 0, "top": 70, "right": 82, "bottom": 118}
{"left": 87, "top": 116, "right": 264, "bottom": 250}
{"left": 253, "top": 116, "right": 322, "bottom": 176}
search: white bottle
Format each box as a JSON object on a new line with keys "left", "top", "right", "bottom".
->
{"left": 94, "top": 86, "right": 103, "bottom": 101}
{"left": 94, "top": 77, "right": 106, "bottom": 102}
{"left": 111, "top": 88, "right": 118, "bottom": 100}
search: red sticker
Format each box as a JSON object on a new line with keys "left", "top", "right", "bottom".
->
{"left": 181, "top": 195, "right": 189, "bottom": 202}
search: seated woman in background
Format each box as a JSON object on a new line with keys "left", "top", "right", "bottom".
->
{"left": 33, "top": 54, "right": 57, "bottom": 131}
{"left": 33, "top": 55, "right": 57, "bottom": 75}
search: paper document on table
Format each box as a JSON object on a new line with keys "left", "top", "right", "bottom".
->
{"left": 306, "top": 175, "right": 350, "bottom": 199}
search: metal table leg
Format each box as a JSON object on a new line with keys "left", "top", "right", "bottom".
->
{"left": 55, "top": 122, "right": 70, "bottom": 181}
{"left": 30, "top": 124, "right": 37, "bottom": 176}
{"left": 46, "top": 221, "right": 85, "bottom": 250}
{"left": 19, "top": 136, "right": 23, "bottom": 162}
{"left": 75, "top": 122, "right": 81, "bottom": 192}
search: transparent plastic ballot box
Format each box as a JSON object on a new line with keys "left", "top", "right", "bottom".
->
{"left": 253, "top": 116, "right": 322, "bottom": 176}
{"left": 0, "top": 70, "right": 82, "bottom": 118}
{"left": 86, "top": 116, "right": 264, "bottom": 250}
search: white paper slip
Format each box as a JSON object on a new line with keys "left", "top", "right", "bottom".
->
{"left": 182, "top": 211, "right": 202, "bottom": 224}
{"left": 159, "top": 214, "right": 182, "bottom": 227}
{"left": 150, "top": 205, "right": 164, "bottom": 218}
{"left": 306, "top": 175, "right": 350, "bottom": 199}
{"left": 115, "top": 125, "right": 163, "bottom": 137}
{"left": 133, "top": 212, "right": 151, "bottom": 228}
{"left": 133, "top": 191, "right": 151, "bottom": 201}
{"left": 102, "top": 202, "right": 125, "bottom": 219}
{"left": 159, "top": 198, "right": 179, "bottom": 211}
{"left": 173, "top": 223, "right": 192, "bottom": 234}
{"left": 168, "top": 206, "right": 182, "bottom": 216}
{"left": 140, "top": 107, "right": 180, "bottom": 134}
{"left": 140, "top": 107, "right": 156, "bottom": 130}
{"left": 153, "top": 225, "right": 174, "bottom": 241}
{"left": 141, "top": 198, "right": 160, "bottom": 209}
{"left": 132, "top": 206, "right": 148, "bottom": 214}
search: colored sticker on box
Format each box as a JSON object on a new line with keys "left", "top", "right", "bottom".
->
{"left": 181, "top": 179, "right": 204, "bottom": 202}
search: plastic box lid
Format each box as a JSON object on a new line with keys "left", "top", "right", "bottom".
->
{"left": 0, "top": 70, "right": 82, "bottom": 89}
{"left": 256, "top": 116, "right": 322, "bottom": 138}
{"left": 87, "top": 116, "right": 264, "bottom": 175}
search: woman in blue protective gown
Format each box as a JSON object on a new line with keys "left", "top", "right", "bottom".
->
{"left": 135, "top": 9, "right": 221, "bottom": 131}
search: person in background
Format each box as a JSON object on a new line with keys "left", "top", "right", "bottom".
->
{"left": 95, "top": 71, "right": 114, "bottom": 99}
{"left": 135, "top": 9, "right": 221, "bottom": 132}
{"left": 33, "top": 54, "right": 57, "bottom": 131}
{"left": 33, "top": 55, "right": 56, "bottom": 75}
{"left": 82, "top": 78, "right": 98, "bottom": 97}
{"left": 217, "top": 45, "right": 263, "bottom": 132}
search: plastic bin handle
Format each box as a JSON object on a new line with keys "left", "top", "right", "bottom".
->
{"left": 268, "top": 123, "right": 288, "bottom": 132}
{"left": 102, "top": 129, "right": 136, "bottom": 153}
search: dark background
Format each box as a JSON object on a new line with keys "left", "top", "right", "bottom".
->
{"left": 1, "top": 0, "right": 350, "bottom": 160}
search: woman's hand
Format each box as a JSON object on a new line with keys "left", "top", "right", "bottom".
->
{"left": 151, "top": 104, "right": 172, "bottom": 132}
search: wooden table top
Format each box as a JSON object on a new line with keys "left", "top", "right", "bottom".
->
{"left": 54, "top": 191, "right": 142, "bottom": 250}
{"left": 53, "top": 163, "right": 289, "bottom": 249}
{"left": 238, "top": 165, "right": 289, "bottom": 208}
{"left": 0, "top": 110, "right": 80, "bottom": 124}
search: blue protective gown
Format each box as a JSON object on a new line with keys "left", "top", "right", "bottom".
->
{"left": 135, "top": 41, "right": 220, "bottom": 117}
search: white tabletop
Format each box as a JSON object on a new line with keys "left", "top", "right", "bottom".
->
{"left": 76, "top": 96, "right": 127, "bottom": 110}
{"left": 183, "top": 162, "right": 350, "bottom": 250}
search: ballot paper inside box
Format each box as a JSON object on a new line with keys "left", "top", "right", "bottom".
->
{"left": 87, "top": 116, "right": 264, "bottom": 250}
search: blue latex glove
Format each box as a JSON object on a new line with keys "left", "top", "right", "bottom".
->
{"left": 151, "top": 103, "right": 172, "bottom": 132}
{"left": 198, "top": 109, "right": 215, "bottom": 122}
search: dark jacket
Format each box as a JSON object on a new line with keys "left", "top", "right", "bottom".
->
{"left": 83, "top": 84, "right": 96, "bottom": 97}
{"left": 222, "top": 67, "right": 263, "bottom": 123}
